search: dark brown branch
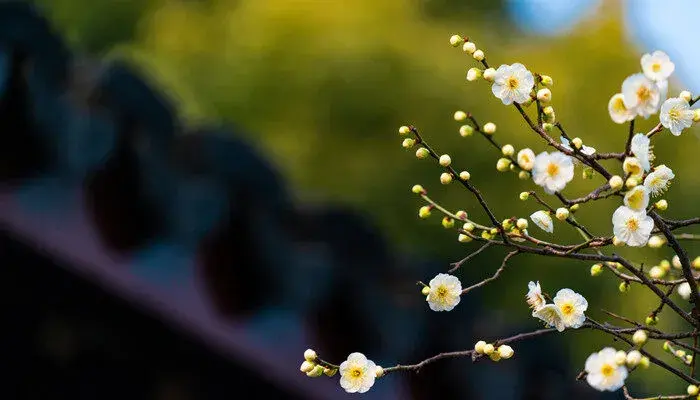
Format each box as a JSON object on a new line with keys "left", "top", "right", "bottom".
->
{"left": 461, "top": 250, "right": 519, "bottom": 294}
{"left": 449, "top": 242, "right": 492, "bottom": 273}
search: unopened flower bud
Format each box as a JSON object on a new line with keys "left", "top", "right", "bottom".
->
{"left": 483, "top": 344, "right": 495, "bottom": 355}
{"left": 458, "top": 234, "right": 472, "bottom": 243}
{"left": 590, "top": 264, "right": 603, "bottom": 276}
{"left": 693, "top": 256, "right": 700, "bottom": 269}
{"left": 398, "top": 125, "right": 411, "bottom": 135}
{"left": 459, "top": 171, "right": 471, "bottom": 180}
{"left": 419, "top": 206, "right": 432, "bottom": 219}
{"left": 474, "top": 340, "right": 487, "bottom": 354}
{"left": 663, "top": 341, "right": 671, "bottom": 351}
{"left": 626, "top": 350, "right": 642, "bottom": 368}
{"left": 449, "top": 34, "right": 464, "bottom": 47}
{"left": 688, "top": 385, "right": 699, "bottom": 396}
{"left": 625, "top": 177, "right": 638, "bottom": 189}
{"left": 555, "top": 208, "right": 569, "bottom": 221}
{"left": 402, "top": 138, "right": 415, "bottom": 149}
{"left": 516, "top": 218, "right": 528, "bottom": 230}
{"left": 501, "top": 144, "right": 515, "bottom": 156}
{"left": 582, "top": 167, "right": 594, "bottom": 179}
{"left": 680, "top": 91, "right": 693, "bottom": 102}
{"left": 324, "top": 367, "right": 337, "bottom": 377}
{"left": 639, "top": 356, "right": 650, "bottom": 369}
{"left": 542, "top": 123, "right": 554, "bottom": 133}
{"left": 411, "top": 184, "right": 425, "bottom": 194}
{"left": 537, "top": 88, "right": 552, "bottom": 103}
{"left": 483, "top": 122, "right": 496, "bottom": 134}
{"left": 673, "top": 255, "right": 681, "bottom": 269}
{"left": 472, "top": 49, "right": 485, "bottom": 61}
{"left": 459, "top": 125, "right": 474, "bottom": 137}
{"left": 655, "top": 199, "right": 668, "bottom": 210}
{"left": 569, "top": 204, "right": 580, "bottom": 212}
{"left": 415, "top": 147, "right": 429, "bottom": 159}
{"left": 300, "top": 361, "right": 315, "bottom": 373}
{"left": 609, "top": 175, "right": 623, "bottom": 190}
{"left": 518, "top": 170, "right": 530, "bottom": 180}
{"left": 519, "top": 192, "right": 530, "bottom": 201}
{"left": 463, "top": 222, "right": 474, "bottom": 231}
{"left": 454, "top": 111, "right": 467, "bottom": 121}
{"left": 619, "top": 281, "right": 630, "bottom": 293}
{"left": 497, "top": 345, "right": 514, "bottom": 359}
{"left": 612, "top": 236, "right": 625, "bottom": 247}
{"left": 374, "top": 367, "right": 384, "bottom": 378}
{"left": 543, "top": 106, "right": 554, "bottom": 115}
{"left": 466, "top": 67, "right": 482, "bottom": 82}
{"left": 540, "top": 75, "right": 553, "bottom": 86}
{"left": 442, "top": 217, "right": 455, "bottom": 229}
{"left": 660, "top": 259, "right": 671, "bottom": 270}
{"left": 455, "top": 210, "right": 468, "bottom": 220}
{"left": 645, "top": 315, "right": 658, "bottom": 326}
{"left": 694, "top": 109, "right": 700, "bottom": 122}
{"left": 421, "top": 286, "right": 431, "bottom": 296}
{"left": 614, "top": 350, "right": 627, "bottom": 365}
{"left": 306, "top": 365, "right": 325, "bottom": 377}
{"left": 632, "top": 330, "right": 647, "bottom": 345}
{"left": 483, "top": 67, "right": 496, "bottom": 82}
{"left": 489, "top": 352, "right": 501, "bottom": 362}
{"left": 647, "top": 235, "right": 665, "bottom": 248}
{"left": 439, "top": 154, "right": 452, "bottom": 167}
{"left": 496, "top": 158, "right": 511, "bottom": 172}
{"left": 440, "top": 172, "right": 452, "bottom": 185}
{"left": 304, "top": 349, "right": 318, "bottom": 362}
{"left": 571, "top": 137, "right": 583, "bottom": 149}
{"left": 676, "top": 350, "right": 687, "bottom": 358}
{"left": 462, "top": 41, "right": 476, "bottom": 54}
{"left": 678, "top": 282, "right": 692, "bottom": 300}
{"left": 649, "top": 266, "right": 666, "bottom": 279}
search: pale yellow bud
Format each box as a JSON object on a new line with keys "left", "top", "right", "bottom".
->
{"left": 402, "top": 138, "right": 415, "bottom": 149}
{"left": 375, "top": 367, "right": 384, "bottom": 378}
{"left": 625, "top": 177, "right": 638, "bottom": 189}
{"left": 483, "top": 122, "right": 496, "bottom": 134}
{"left": 614, "top": 350, "right": 627, "bottom": 365}
{"left": 540, "top": 75, "right": 553, "bottom": 86}
{"left": 569, "top": 204, "right": 579, "bottom": 212}
{"left": 458, "top": 234, "right": 472, "bottom": 243}
{"left": 555, "top": 207, "right": 569, "bottom": 221}
{"left": 590, "top": 264, "right": 603, "bottom": 276}
{"left": 680, "top": 91, "right": 693, "bottom": 102}
{"left": 483, "top": 344, "right": 495, "bottom": 355}
{"left": 459, "top": 171, "right": 471, "bottom": 180}
{"left": 455, "top": 210, "right": 468, "bottom": 220}
{"left": 324, "top": 367, "right": 337, "bottom": 377}
{"left": 497, "top": 345, "right": 514, "bottom": 359}
{"left": 439, "top": 154, "right": 452, "bottom": 167}
{"left": 688, "top": 385, "right": 699, "bottom": 396}
{"left": 501, "top": 144, "right": 515, "bottom": 157}
{"left": 462, "top": 41, "right": 476, "bottom": 54}
{"left": 649, "top": 266, "right": 665, "bottom": 279}
{"left": 304, "top": 349, "right": 317, "bottom": 362}
{"left": 612, "top": 236, "right": 625, "bottom": 247}
{"left": 626, "top": 350, "right": 642, "bottom": 368}
{"left": 619, "top": 281, "right": 630, "bottom": 293}
{"left": 693, "top": 256, "right": 700, "bottom": 269}
{"left": 694, "top": 109, "right": 700, "bottom": 122}
{"left": 454, "top": 111, "right": 468, "bottom": 121}
{"left": 655, "top": 199, "right": 668, "bottom": 210}
{"left": 632, "top": 329, "right": 647, "bottom": 345}
{"left": 483, "top": 68, "right": 496, "bottom": 82}
{"left": 609, "top": 175, "right": 623, "bottom": 190}
{"left": 639, "top": 356, "right": 650, "bottom": 369}
{"left": 516, "top": 218, "right": 528, "bottom": 230}
{"left": 543, "top": 106, "right": 554, "bottom": 115}
{"left": 496, "top": 158, "right": 511, "bottom": 172}
{"left": 421, "top": 286, "right": 430, "bottom": 296}
{"left": 415, "top": 147, "right": 429, "bottom": 159}
{"left": 519, "top": 192, "right": 530, "bottom": 201}
{"left": 419, "top": 206, "right": 432, "bottom": 219}
{"left": 300, "top": 361, "right": 315, "bottom": 373}
{"left": 306, "top": 365, "right": 324, "bottom": 377}
{"left": 449, "top": 34, "right": 464, "bottom": 47}
{"left": 440, "top": 172, "right": 453, "bottom": 185}
{"left": 442, "top": 217, "right": 455, "bottom": 229}
{"left": 398, "top": 126, "right": 411, "bottom": 135}
{"left": 473, "top": 49, "right": 485, "bottom": 61}
{"left": 571, "top": 137, "right": 583, "bottom": 149}
{"left": 466, "top": 67, "right": 483, "bottom": 82}
{"left": 660, "top": 259, "right": 671, "bottom": 270}
{"left": 459, "top": 125, "right": 474, "bottom": 137}
{"left": 542, "top": 123, "right": 554, "bottom": 133}
{"left": 537, "top": 88, "right": 552, "bottom": 103}
{"left": 463, "top": 222, "right": 475, "bottom": 232}
{"left": 518, "top": 170, "right": 530, "bottom": 180}
{"left": 673, "top": 255, "right": 681, "bottom": 269}
{"left": 647, "top": 235, "right": 665, "bottom": 248}
{"left": 489, "top": 352, "right": 501, "bottom": 362}
{"left": 474, "top": 340, "right": 487, "bottom": 354}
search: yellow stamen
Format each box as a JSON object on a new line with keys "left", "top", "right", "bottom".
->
{"left": 601, "top": 364, "right": 615, "bottom": 377}
{"left": 547, "top": 162, "right": 559, "bottom": 177}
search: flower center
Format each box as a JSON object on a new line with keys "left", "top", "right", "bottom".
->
{"left": 560, "top": 303, "right": 574, "bottom": 316}
{"left": 546, "top": 162, "right": 559, "bottom": 177}
{"left": 626, "top": 218, "right": 639, "bottom": 232}
{"left": 636, "top": 85, "right": 651, "bottom": 102}
{"left": 507, "top": 76, "right": 519, "bottom": 89}
{"left": 651, "top": 63, "right": 661, "bottom": 73}
{"left": 614, "top": 98, "right": 627, "bottom": 112}
{"left": 436, "top": 285, "right": 448, "bottom": 299}
{"left": 600, "top": 364, "right": 615, "bottom": 377}
{"left": 628, "top": 191, "right": 643, "bottom": 209}
{"left": 668, "top": 108, "right": 681, "bottom": 120}
{"left": 350, "top": 367, "right": 363, "bottom": 378}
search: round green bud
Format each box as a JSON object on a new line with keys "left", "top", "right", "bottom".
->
{"left": 442, "top": 217, "right": 455, "bottom": 229}
{"left": 449, "top": 34, "right": 464, "bottom": 47}
{"left": 459, "top": 125, "right": 474, "bottom": 137}
{"left": 519, "top": 192, "right": 530, "bottom": 201}
{"left": 402, "top": 138, "right": 415, "bottom": 149}
{"left": 398, "top": 125, "right": 411, "bottom": 135}
{"left": 419, "top": 206, "right": 432, "bottom": 219}
{"left": 411, "top": 184, "right": 425, "bottom": 194}
{"left": 415, "top": 147, "right": 429, "bottom": 159}
{"left": 590, "top": 264, "right": 603, "bottom": 277}
{"left": 619, "top": 281, "right": 630, "bottom": 293}
{"left": 518, "top": 170, "right": 530, "bottom": 180}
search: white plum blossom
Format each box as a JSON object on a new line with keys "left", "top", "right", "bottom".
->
{"left": 517, "top": 148, "right": 536, "bottom": 171}
{"left": 533, "top": 304, "right": 566, "bottom": 332}
{"left": 530, "top": 210, "right": 554, "bottom": 233}
{"left": 660, "top": 98, "right": 694, "bottom": 136}
{"left": 623, "top": 185, "right": 650, "bottom": 211}
{"left": 644, "top": 165, "right": 675, "bottom": 196}
{"left": 532, "top": 151, "right": 574, "bottom": 194}
{"left": 622, "top": 73, "right": 661, "bottom": 118}
{"left": 612, "top": 206, "right": 654, "bottom": 247}
{"left": 630, "top": 133, "right": 653, "bottom": 172}
{"left": 526, "top": 281, "right": 546, "bottom": 311}
{"left": 491, "top": 63, "right": 535, "bottom": 105}
{"left": 560, "top": 136, "right": 595, "bottom": 155}
{"left": 622, "top": 157, "right": 644, "bottom": 179}
{"left": 553, "top": 288, "right": 588, "bottom": 329}
{"left": 585, "top": 347, "right": 628, "bottom": 392}
{"left": 641, "top": 50, "right": 675, "bottom": 82}
{"left": 608, "top": 93, "right": 635, "bottom": 124}
{"left": 426, "top": 273, "right": 462, "bottom": 312}
{"left": 339, "top": 352, "right": 378, "bottom": 393}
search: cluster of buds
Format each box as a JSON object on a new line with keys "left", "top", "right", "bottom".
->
{"left": 474, "top": 340, "right": 514, "bottom": 362}
{"left": 299, "top": 349, "right": 337, "bottom": 378}
{"left": 662, "top": 341, "right": 693, "bottom": 366}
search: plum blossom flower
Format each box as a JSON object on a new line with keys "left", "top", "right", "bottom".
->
{"left": 585, "top": 347, "right": 628, "bottom": 392}
{"left": 553, "top": 288, "right": 588, "bottom": 329}
{"left": 532, "top": 151, "right": 574, "bottom": 194}
{"left": 660, "top": 97, "right": 694, "bottom": 136}
{"left": 630, "top": 133, "right": 653, "bottom": 172}
{"left": 622, "top": 73, "right": 661, "bottom": 118}
{"left": 623, "top": 185, "right": 650, "bottom": 211}
{"left": 517, "top": 148, "right": 536, "bottom": 171}
{"left": 560, "top": 136, "right": 595, "bottom": 155}
{"left": 426, "top": 273, "right": 462, "bottom": 311}
{"left": 339, "top": 353, "right": 378, "bottom": 393}
{"left": 612, "top": 206, "right": 654, "bottom": 247}
{"left": 526, "top": 281, "right": 546, "bottom": 311}
{"left": 644, "top": 165, "right": 675, "bottom": 196}
{"left": 533, "top": 304, "right": 566, "bottom": 332}
{"left": 641, "top": 50, "right": 675, "bottom": 82}
{"left": 623, "top": 157, "right": 644, "bottom": 179}
{"left": 608, "top": 93, "right": 635, "bottom": 124}
{"left": 491, "top": 63, "right": 535, "bottom": 105}
{"left": 530, "top": 210, "right": 553, "bottom": 233}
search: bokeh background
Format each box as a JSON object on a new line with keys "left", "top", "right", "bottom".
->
{"left": 2, "top": 0, "right": 699, "bottom": 398}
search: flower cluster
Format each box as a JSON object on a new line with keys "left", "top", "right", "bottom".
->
{"left": 527, "top": 282, "right": 587, "bottom": 332}
{"left": 300, "top": 349, "right": 383, "bottom": 394}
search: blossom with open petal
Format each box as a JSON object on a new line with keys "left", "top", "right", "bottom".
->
{"left": 561, "top": 136, "right": 595, "bottom": 155}
{"left": 630, "top": 133, "right": 653, "bottom": 172}
{"left": 612, "top": 206, "right": 653, "bottom": 247}
{"left": 585, "top": 347, "right": 628, "bottom": 392}
{"left": 339, "top": 353, "right": 378, "bottom": 393}
{"left": 623, "top": 185, "right": 650, "bottom": 211}
{"left": 491, "top": 63, "right": 535, "bottom": 105}
{"left": 608, "top": 93, "right": 635, "bottom": 124}
{"left": 553, "top": 288, "right": 588, "bottom": 329}
{"left": 622, "top": 157, "right": 643, "bottom": 179}
{"left": 526, "top": 281, "right": 546, "bottom": 311}
{"left": 660, "top": 98, "right": 694, "bottom": 136}
{"left": 533, "top": 304, "right": 565, "bottom": 332}
{"left": 641, "top": 50, "right": 675, "bottom": 82}
{"left": 644, "top": 165, "right": 674, "bottom": 196}
{"left": 426, "top": 273, "right": 462, "bottom": 312}
{"left": 532, "top": 152, "right": 574, "bottom": 194}
{"left": 530, "top": 210, "right": 553, "bottom": 233}
{"left": 622, "top": 73, "right": 661, "bottom": 118}
{"left": 517, "top": 148, "right": 536, "bottom": 171}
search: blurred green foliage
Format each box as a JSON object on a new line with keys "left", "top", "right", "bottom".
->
{"left": 33, "top": 0, "right": 700, "bottom": 394}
